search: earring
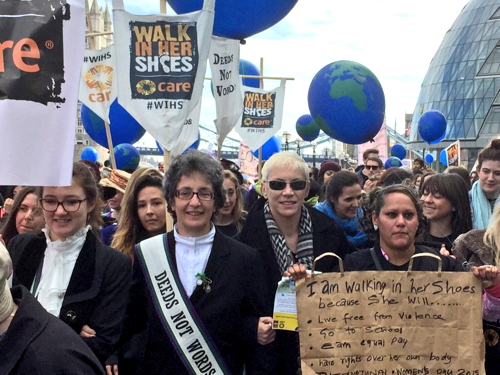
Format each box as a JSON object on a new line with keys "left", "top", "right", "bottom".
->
{"left": 373, "top": 224, "right": 378, "bottom": 231}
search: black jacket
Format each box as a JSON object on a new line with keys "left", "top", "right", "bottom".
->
{"left": 121, "top": 230, "right": 269, "bottom": 375}
{"left": 238, "top": 198, "right": 357, "bottom": 374}
{"left": 9, "top": 231, "right": 132, "bottom": 363}
{"left": 0, "top": 285, "right": 105, "bottom": 375}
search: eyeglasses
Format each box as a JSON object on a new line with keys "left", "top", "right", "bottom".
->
{"left": 266, "top": 180, "right": 307, "bottom": 191}
{"left": 40, "top": 198, "right": 87, "bottom": 212}
{"left": 365, "top": 165, "right": 380, "bottom": 170}
{"left": 175, "top": 189, "right": 215, "bottom": 201}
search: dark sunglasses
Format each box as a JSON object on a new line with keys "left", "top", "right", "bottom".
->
{"left": 365, "top": 165, "right": 380, "bottom": 170}
{"left": 266, "top": 180, "right": 307, "bottom": 191}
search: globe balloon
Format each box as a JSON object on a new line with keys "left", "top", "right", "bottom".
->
{"left": 390, "top": 144, "right": 407, "bottom": 160}
{"left": 240, "top": 59, "right": 260, "bottom": 88}
{"left": 252, "top": 136, "right": 281, "bottom": 160}
{"left": 440, "top": 149, "right": 448, "bottom": 166}
{"left": 113, "top": 143, "right": 140, "bottom": 172}
{"left": 81, "top": 99, "right": 146, "bottom": 149}
{"left": 80, "top": 147, "right": 98, "bottom": 163}
{"left": 417, "top": 110, "right": 447, "bottom": 144}
{"left": 384, "top": 157, "right": 402, "bottom": 169}
{"left": 308, "top": 60, "right": 385, "bottom": 144}
{"left": 425, "top": 154, "right": 434, "bottom": 164}
{"left": 166, "top": 0, "right": 298, "bottom": 40}
{"left": 296, "top": 114, "right": 320, "bottom": 142}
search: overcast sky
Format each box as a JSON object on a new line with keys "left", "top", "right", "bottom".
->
{"left": 117, "top": 0, "right": 471, "bottom": 144}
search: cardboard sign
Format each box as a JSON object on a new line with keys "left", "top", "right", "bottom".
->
{"left": 296, "top": 270, "right": 485, "bottom": 375}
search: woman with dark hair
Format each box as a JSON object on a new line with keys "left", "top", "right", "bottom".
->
{"left": 316, "top": 170, "right": 370, "bottom": 248}
{"left": 317, "top": 161, "right": 341, "bottom": 201}
{"left": 471, "top": 139, "right": 500, "bottom": 229}
{"left": 8, "top": 162, "right": 131, "bottom": 364}
{"left": 111, "top": 168, "right": 165, "bottom": 260}
{"left": 120, "top": 150, "right": 268, "bottom": 375}
{"left": 0, "top": 186, "right": 45, "bottom": 247}
{"left": 213, "top": 170, "right": 246, "bottom": 237}
{"left": 420, "top": 174, "right": 473, "bottom": 250}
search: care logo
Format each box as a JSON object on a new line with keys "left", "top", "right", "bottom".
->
{"left": 0, "top": 0, "right": 70, "bottom": 104}
{"left": 84, "top": 64, "right": 113, "bottom": 102}
{"left": 136, "top": 80, "right": 157, "bottom": 96}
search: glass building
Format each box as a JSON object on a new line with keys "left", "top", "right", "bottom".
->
{"left": 410, "top": 0, "right": 500, "bottom": 170}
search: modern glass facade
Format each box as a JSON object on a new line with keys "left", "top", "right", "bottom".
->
{"left": 410, "top": 0, "right": 500, "bottom": 170}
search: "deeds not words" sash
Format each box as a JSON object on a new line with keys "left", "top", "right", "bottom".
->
{"left": 136, "top": 234, "right": 230, "bottom": 375}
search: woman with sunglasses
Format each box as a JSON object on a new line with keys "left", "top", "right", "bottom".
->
{"left": 213, "top": 170, "right": 246, "bottom": 237}
{"left": 8, "top": 162, "right": 131, "bottom": 365}
{"left": 239, "top": 151, "right": 356, "bottom": 374}
{"left": 316, "top": 170, "right": 371, "bottom": 249}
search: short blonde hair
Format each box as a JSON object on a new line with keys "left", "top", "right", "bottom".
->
{"left": 261, "top": 152, "right": 309, "bottom": 182}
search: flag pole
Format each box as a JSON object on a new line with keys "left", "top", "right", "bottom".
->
{"left": 257, "top": 57, "right": 264, "bottom": 181}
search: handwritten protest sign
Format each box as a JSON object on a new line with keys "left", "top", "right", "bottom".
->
{"left": 296, "top": 270, "right": 485, "bottom": 375}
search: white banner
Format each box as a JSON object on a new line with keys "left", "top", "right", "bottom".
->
{"left": 78, "top": 44, "right": 117, "bottom": 122}
{"left": 235, "top": 79, "right": 287, "bottom": 151}
{"left": 209, "top": 37, "right": 243, "bottom": 145}
{"left": 166, "top": 100, "right": 201, "bottom": 157}
{"left": 0, "top": 0, "right": 86, "bottom": 185}
{"left": 112, "top": 0, "right": 214, "bottom": 151}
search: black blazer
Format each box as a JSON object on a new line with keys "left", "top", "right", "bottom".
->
{"left": 121, "top": 230, "right": 269, "bottom": 375}
{"left": 9, "top": 231, "right": 132, "bottom": 364}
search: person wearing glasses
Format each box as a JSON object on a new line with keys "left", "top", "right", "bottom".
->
{"left": 8, "top": 162, "right": 132, "bottom": 365}
{"left": 357, "top": 156, "right": 383, "bottom": 188}
{"left": 239, "top": 151, "right": 357, "bottom": 375}
{"left": 118, "top": 150, "right": 268, "bottom": 375}
{"left": 213, "top": 170, "right": 247, "bottom": 237}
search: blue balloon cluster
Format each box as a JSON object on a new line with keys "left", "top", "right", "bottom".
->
{"left": 252, "top": 136, "right": 281, "bottom": 160}
{"left": 80, "top": 147, "right": 98, "bottom": 163}
{"left": 80, "top": 100, "right": 146, "bottom": 149}
{"left": 418, "top": 110, "right": 447, "bottom": 144}
{"left": 166, "top": 0, "right": 298, "bottom": 40}
{"left": 390, "top": 144, "right": 407, "bottom": 160}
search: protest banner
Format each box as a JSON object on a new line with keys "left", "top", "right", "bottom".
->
{"left": 209, "top": 37, "right": 243, "bottom": 145}
{"left": 0, "top": 0, "right": 86, "bottom": 185}
{"left": 79, "top": 44, "right": 117, "bottom": 122}
{"left": 235, "top": 79, "right": 286, "bottom": 151}
{"left": 446, "top": 140, "right": 460, "bottom": 167}
{"left": 296, "top": 254, "right": 485, "bottom": 375}
{"left": 112, "top": 0, "right": 214, "bottom": 151}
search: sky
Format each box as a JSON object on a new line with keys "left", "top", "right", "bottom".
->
{"left": 116, "top": 0, "right": 471, "bottom": 146}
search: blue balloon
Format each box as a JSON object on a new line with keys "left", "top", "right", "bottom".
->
{"left": 252, "top": 136, "right": 281, "bottom": 160}
{"left": 390, "top": 144, "right": 407, "bottom": 160}
{"left": 81, "top": 99, "right": 146, "bottom": 149}
{"left": 418, "top": 110, "right": 447, "bottom": 144}
{"left": 384, "top": 157, "right": 402, "bottom": 169}
{"left": 425, "top": 154, "right": 434, "bottom": 164}
{"left": 296, "top": 114, "right": 320, "bottom": 142}
{"left": 167, "top": 0, "right": 298, "bottom": 40}
{"left": 113, "top": 143, "right": 140, "bottom": 172}
{"left": 240, "top": 59, "right": 260, "bottom": 88}
{"left": 80, "top": 147, "right": 98, "bottom": 163}
{"left": 308, "top": 60, "right": 385, "bottom": 145}
{"left": 440, "top": 149, "right": 448, "bottom": 166}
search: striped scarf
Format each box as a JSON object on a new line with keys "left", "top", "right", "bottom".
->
{"left": 264, "top": 201, "right": 314, "bottom": 274}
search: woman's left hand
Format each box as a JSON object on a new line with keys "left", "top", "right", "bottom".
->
{"left": 471, "top": 265, "right": 500, "bottom": 288}
{"left": 80, "top": 325, "right": 96, "bottom": 338}
{"left": 284, "top": 264, "right": 307, "bottom": 281}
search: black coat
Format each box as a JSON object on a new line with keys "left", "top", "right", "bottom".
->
{"left": 9, "top": 231, "right": 132, "bottom": 363}
{"left": 238, "top": 198, "right": 357, "bottom": 374}
{"left": 0, "top": 285, "right": 105, "bottom": 375}
{"left": 121, "top": 230, "right": 269, "bottom": 375}
{"left": 342, "top": 243, "right": 466, "bottom": 271}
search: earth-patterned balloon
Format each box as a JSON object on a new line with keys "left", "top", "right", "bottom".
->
{"left": 113, "top": 143, "right": 140, "bottom": 172}
{"left": 308, "top": 60, "right": 385, "bottom": 144}
{"left": 296, "top": 114, "right": 320, "bottom": 142}
{"left": 384, "top": 156, "right": 402, "bottom": 169}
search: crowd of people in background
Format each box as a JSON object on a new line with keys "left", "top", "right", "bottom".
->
{"left": 1, "top": 142, "right": 500, "bottom": 374}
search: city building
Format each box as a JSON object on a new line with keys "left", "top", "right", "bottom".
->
{"left": 409, "top": 0, "right": 500, "bottom": 171}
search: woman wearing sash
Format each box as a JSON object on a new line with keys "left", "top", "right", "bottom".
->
{"left": 121, "top": 150, "right": 269, "bottom": 375}
{"left": 239, "top": 151, "right": 357, "bottom": 375}
{"left": 8, "top": 162, "right": 132, "bottom": 365}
